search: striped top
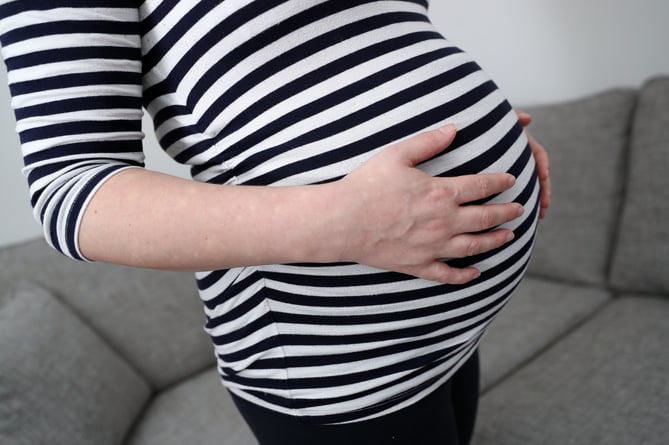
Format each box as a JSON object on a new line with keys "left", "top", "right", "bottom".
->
{"left": 0, "top": 0, "right": 539, "bottom": 423}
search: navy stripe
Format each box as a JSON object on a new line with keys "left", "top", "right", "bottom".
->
{"left": 0, "top": 1, "right": 136, "bottom": 18}
{"left": 261, "top": 269, "right": 413, "bottom": 289}
{"left": 10, "top": 72, "right": 141, "bottom": 96}
{"left": 1, "top": 20, "right": 138, "bottom": 46}
{"left": 19, "top": 119, "right": 141, "bottom": 143}
{"left": 23, "top": 140, "right": 143, "bottom": 166}
{"left": 15, "top": 95, "right": 142, "bottom": 120}
{"left": 5, "top": 46, "right": 140, "bottom": 70}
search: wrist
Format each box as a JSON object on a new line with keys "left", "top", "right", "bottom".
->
{"left": 303, "top": 181, "right": 357, "bottom": 264}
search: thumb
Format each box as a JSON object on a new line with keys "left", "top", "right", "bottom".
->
{"left": 399, "top": 124, "right": 457, "bottom": 167}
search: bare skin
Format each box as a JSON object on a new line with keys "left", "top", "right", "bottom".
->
{"left": 79, "top": 124, "right": 533, "bottom": 284}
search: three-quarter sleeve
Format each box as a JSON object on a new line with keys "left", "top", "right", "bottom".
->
{"left": 0, "top": 1, "right": 146, "bottom": 260}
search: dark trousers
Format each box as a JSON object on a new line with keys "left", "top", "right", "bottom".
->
{"left": 231, "top": 350, "right": 480, "bottom": 445}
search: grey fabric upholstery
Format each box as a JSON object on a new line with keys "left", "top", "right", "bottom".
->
{"left": 524, "top": 89, "right": 636, "bottom": 286}
{"left": 126, "top": 369, "right": 257, "bottom": 445}
{"left": 0, "top": 282, "right": 151, "bottom": 445}
{"left": 479, "top": 276, "right": 610, "bottom": 391}
{"left": 0, "top": 240, "right": 216, "bottom": 390}
{"left": 474, "top": 296, "right": 669, "bottom": 445}
{"left": 610, "top": 76, "right": 669, "bottom": 295}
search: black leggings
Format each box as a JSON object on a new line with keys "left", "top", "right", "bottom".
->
{"left": 231, "top": 350, "right": 480, "bottom": 445}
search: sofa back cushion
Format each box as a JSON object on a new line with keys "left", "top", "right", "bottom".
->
{"left": 0, "top": 282, "right": 151, "bottom": 445}
{"left": 0, "top": 240, "right": 217, "bottom": 390}
{"left": 609, "top": 76, "right": 669, "bottom": 294}
{"left": 524, "top": 88, "right": 637, "bottom": 285}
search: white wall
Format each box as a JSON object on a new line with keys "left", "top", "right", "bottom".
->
{"left": 2, "top": 1, "right": 669, "bottom": 248}
{"left": 429, "top": 0, "right": 669, "bottom": 106}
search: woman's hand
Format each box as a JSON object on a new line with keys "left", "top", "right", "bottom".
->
{"left": 516, "top": 110, "right": 551, "bottom": 219}
{"left": 337, "top": 124, "right": 524, "bottom": 284}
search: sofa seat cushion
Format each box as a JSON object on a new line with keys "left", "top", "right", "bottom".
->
{"left": 125, "top": 368, "right": 257, "bottom": 445}
{"left": 0, "top": 282, "right": 151, "bottom": 445}
{"left": 479, "top": 276, "right": 610, "bottom": 391}
{"left": 523, "top": 88, "right": 636, "bottom": 286}
{"left": 610, "top": 76, "right": 669, "bottom": 294}
{"left": 474, "top": 296, "right": 669, "bottom": 445}
{"left": 0, "top": 239, "right": 216, "bottom": 390}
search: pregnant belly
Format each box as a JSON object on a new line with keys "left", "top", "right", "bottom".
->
{"left": 196, "top": 35, "right": 540, "bottom": 421}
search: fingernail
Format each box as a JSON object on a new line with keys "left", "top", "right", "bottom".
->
{"left": 516, "top": 204, "right": 525, "bottom": 216}
{"left": 437, "top": 124, "right": 456, "bottom": 135}
{"left": 506, "top": 231, "right": 515, "bottom": 242}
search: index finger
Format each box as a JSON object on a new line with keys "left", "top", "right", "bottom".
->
{"left": 447, "top": 173, "right": 516, "bottom": 204}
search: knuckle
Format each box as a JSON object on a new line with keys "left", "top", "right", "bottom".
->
{"left": 479, "top": 208, "right": 494, "bottom": 229}
{"left": 446, "top": 179, "right": 462, "bottom": 202}
{"left": 435, "top": 266, "right": 457, "bottom": 284}
{"left": 465, "top": 238, "right": 480, "bottom": 257}
{"left": 429, "top": 181, "right": 457, "bottom": 205}
{"left": 477, "top": 175, "right": 491, "bottom": 197}
{"left": 443, "top": 183, "right": 459, "bottom": 203}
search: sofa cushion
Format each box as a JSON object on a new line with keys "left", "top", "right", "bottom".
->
{"left": 0, "top": 281, "right": 151, "bottom": 445}
{"left": 479, "top": 276, "right": 610, "bottom": 391}
{"left": 610, "top": 76, "right": 669, "bottom": 294}
{"left": 524, "top": 88, "right": 636, "bottom": 285}
{"left": 125, "top": 368, "right": 257, "bottom": 445}
{"left": 0, "top": 239, "right": 216, "bottom": 390}
{"left": 474, "top": 296, "right": 669, "bottom": 445}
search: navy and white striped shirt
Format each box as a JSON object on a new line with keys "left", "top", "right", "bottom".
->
{"left": 0, "top": 0, "right": 539, "bottom": 423}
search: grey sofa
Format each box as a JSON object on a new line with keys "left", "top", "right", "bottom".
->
{"left": 2, "top": 76, "right": 668, "bottom": 445}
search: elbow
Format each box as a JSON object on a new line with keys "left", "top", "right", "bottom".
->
{"left": 28, "top": 163, "right": 138, "bottom": 262}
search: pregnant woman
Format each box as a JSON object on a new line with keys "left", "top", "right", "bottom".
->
{"left": 0, "top": 1, "right": 550, "bottom": 444}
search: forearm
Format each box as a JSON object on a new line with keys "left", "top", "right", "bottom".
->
{"left": 79, "top": 168, "right": 347, "bottom": 271}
